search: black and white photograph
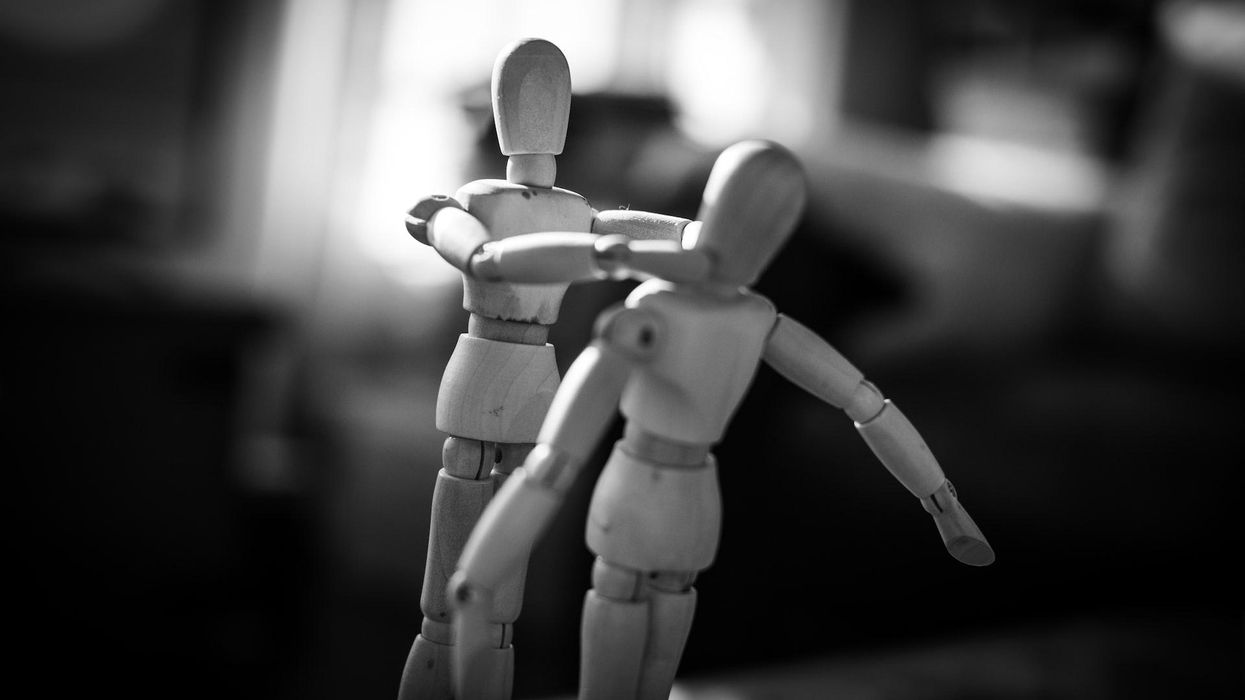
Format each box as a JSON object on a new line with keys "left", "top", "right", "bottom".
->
{"left": 4, "top": 1, "right": 1242, "bottom": 698}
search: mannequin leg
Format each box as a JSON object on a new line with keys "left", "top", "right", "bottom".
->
{"left": 399, "top": 439, "right": 531, "bottom": 700}
{"left": 580, "top": 559, "right": 699, "bottom": 700}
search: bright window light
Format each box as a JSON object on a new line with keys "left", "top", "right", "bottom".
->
{"left": 354, "top": 0, "right": 623, "bottom": 288}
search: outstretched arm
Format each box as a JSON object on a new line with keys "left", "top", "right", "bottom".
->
{"left": 448, "top": 305, "right": 659, "bottom": 694}
{"left": 591, "top": 208, "right": 692, "bottom": 241}
{"left": 470, "top": 230, "right": 711, "bottom": 284}
{"left": 408, "top": 197, "right": 710, "bottom": 283}
{"left": 763, "top": 314, "right": 994, "bottom": 566}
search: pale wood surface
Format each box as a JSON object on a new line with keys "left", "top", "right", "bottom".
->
{"left": 420, "top": 470, "right": 494, "bottom": 626}
{"left": 453, "top": 179, "right": 594, "bottom": 325}
{"left": 492, "top": 38, "right": 571, "bottom": 156}
{"left": 922, "top": 480, "right": 996, "bottom": 566}
{"left": 400, "top": 635, "right": 453, "bottom": 700}
{"left": 427, "top": 206, "right": 493, "bottom": 272}
{"left": 592, "top": 209, "right": 692, "bottom": 241}
{"left": 453, "top": 642, "right": 513, "bottom": 700}
{"left": 435, "top": 334, "right": 559, "bottom": 444}
{"left": 620, "top": 422, "right": 709, "bottom": 466}
{"left": 855, "top": 399, "right": 947, "bottom": 499}
{"left": 414, "top": 39, "right": 578, "bottom": 699}
{"left": 474, "top": 232, "right": 602, "bottom": 283}
{"left": 454, "top": 470, "right": 561, "bottom": 595}
{"left": 474, "top": 233, "right": 712, "bottom": 286}
{"left": 450, "top": 345, "right": 635, "bottom": 694}
{"left": 506, "top": 153, "right": 557, "bottom": 188}
{"left": 579, "top": 592, "right": 647, "bottom": 699}
{"left": 638, "top": 589, "right": 698, "bottom": 699}
{"left": 406, "top": 194, "right": 463, "bottom": 245}
{"left": 608, "top": 241, "right": 712, "bottom": 283}
{"left": 534, "top": 344, "right": 633, "bottom": 461}
{"left": 692, "top": 140, "right": 806, "bottom": 285}
{"left": 763, "top": 313, "right": 865, "bottom": 409}
{"left": 419, "top": 467, "right": 529, "bottom": 629}
{"left": 586, "top": 447, "right": 721, "bottom": 572}
{"left": 449, "top": 470, "right": 560, "bottom": 696}
{"left": 467, "top": 314, "right": 550, "bottom": 345}
{"left": 616, "top": 281, "right": 777, "bottom": 445}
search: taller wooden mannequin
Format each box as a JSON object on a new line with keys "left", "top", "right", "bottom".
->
{"left": 446, "top": 141, "right": 995, "bottom": 699}
{"left": 398, "top": 39, "right": 694, "bottom": 700}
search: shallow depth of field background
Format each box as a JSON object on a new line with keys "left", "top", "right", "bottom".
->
{"left": 4, "top": 1, "right": 1242, "bottom": 698}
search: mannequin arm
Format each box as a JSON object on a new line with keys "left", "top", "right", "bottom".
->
{"left": 591, "top": 208, "right": 692, "bottom": 241}
{"left": 409, "top": 195, "right": 710, "bottom": 282}
{"left": 403, "top": 195, "right": 490, "bottom": 273}
{"left": 448, "top": 339, "right": 635, "bottom": 695}
{"left": 469, "top": 232, "right": 712, "bottom": 284}
{"left": 451, "top": 343, "right": 631, "bottom": 593}
{"left": 763, "top": 313, "right": 994, "bottom": 566}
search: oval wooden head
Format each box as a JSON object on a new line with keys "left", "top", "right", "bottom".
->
{"left": 492, "top": 38, "right": 571, "bottom": 156}
{"left": 691, "top": 140, "right": 806, "bottom": 286}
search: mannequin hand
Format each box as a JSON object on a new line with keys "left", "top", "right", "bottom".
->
{"left": 921, "top": 481, "right": 995, "bottom": 566}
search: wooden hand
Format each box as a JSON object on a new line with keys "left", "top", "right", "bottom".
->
{"left": 920, "top": 480, "right": 995, "bottom": 566}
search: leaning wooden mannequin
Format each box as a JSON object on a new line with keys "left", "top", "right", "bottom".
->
{"left": 399, "top": 38, "right": 699, "bottom": 700}
{"left": 446, "top": 140, "right": 995, "bottom": 699}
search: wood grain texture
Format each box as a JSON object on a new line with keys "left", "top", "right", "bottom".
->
{"left": 467, "top": 315, "right": 549, "bottom": 345}
{"left": 492, "top": 38, "right": 570, "bottom": 156}
{"left": 692, "top": 140, "right": 806, "bottom": 285}
{"left": 420, "top": 470, "right": 491, "bottom": 624}
{"left": 475, "top": 232, "right": 602, "bottom": 283}
{"left": 398, "top": 634, "right": 453, "bottom": 700}
{"left": 616, "top": 281, "right": 777, "bottom": 445}
{"left": 427, "top": 206, "right": 493, "bottom": 272}
{"left": 855, "top": 400, "right": 947, "bottom": 498}
{"left": 420, "top": 469, "right": 526, "bottom": 625}
{"left": 457, "top": 470, "right": 562, "bottom": 587}
{"left": 592, "top": 209, "right": 692, "bottom": 241}
{"left": 535, "top": 344, "right": 632, "bottom": 460}
{"left": 435, "top": 334, "right": 559, "bottom": 444}
{"left": 586, "top": 446, "right": 721, "bottom": 572}
{"left": 763, "top": 313, "right": 865, "bottom": 409}
{"left": 454, "top": 179, "right": 593, "bottom": 324}
{"left": 611, "top": 242, "right": 713, "bottom": 284}
{"left": 506, "top": 153, "right": 556, "bottom": 187}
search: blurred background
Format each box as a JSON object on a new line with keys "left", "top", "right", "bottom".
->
{"left": 4, "top": 0, "right": 1243, "bottom": 697}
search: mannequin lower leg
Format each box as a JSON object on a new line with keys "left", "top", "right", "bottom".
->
{"left": 579, "top": 559, "right": 699, "bottom": 700}
{"left": 399, "top": 438, "right": 531, "bottom": 699}
{"left": 638, "top": 572, "right": 697, "bottom": 698}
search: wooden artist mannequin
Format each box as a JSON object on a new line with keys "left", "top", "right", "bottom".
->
{"left": 447, "top": 141, "right": 995, "bottom": 699}
{"left": 398, "top": 39, "right": 697, "bottom": 700}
